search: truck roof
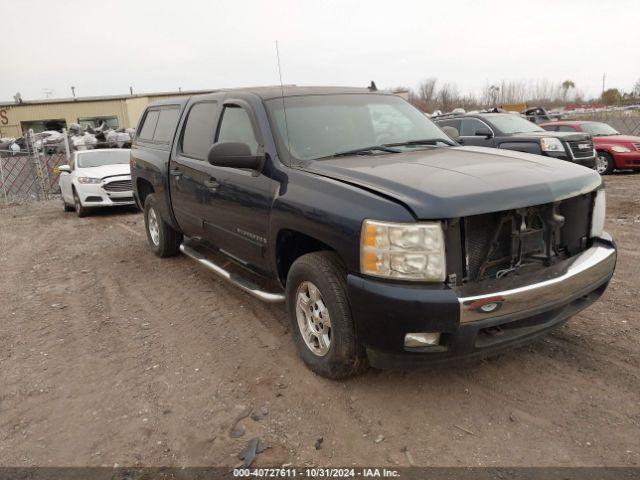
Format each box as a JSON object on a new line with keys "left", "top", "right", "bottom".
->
{"left": 146, "top": 85, "right": 382, "bottom": 109}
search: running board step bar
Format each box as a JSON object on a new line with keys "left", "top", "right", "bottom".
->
{"left": 179, "top": 242, "right": 285, "bottom": 303}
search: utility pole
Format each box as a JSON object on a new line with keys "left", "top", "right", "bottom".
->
{"left": 130, "top": 86, "right": 133, "bottom": 95}
{"left": 71, "top": 86, "right": 76, "bottom": 98}
{"left": 602, "top": 73, "right": 605, "bottom": 94}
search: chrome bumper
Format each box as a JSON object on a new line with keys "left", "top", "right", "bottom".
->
{"left": 457, "top": 236, "right": 616, "bottom": 323}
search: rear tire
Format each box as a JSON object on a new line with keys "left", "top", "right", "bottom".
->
{"left": 143, "top": 193, "right": 183, "bottom": 257}
{"left": 73, "top": 190, "right": 89, "bottom": 217}
{"left": 596, "top": 151, "right": 614, "bottom": 175}
{"left": 286, "top": 251, "right": 367, "bottom": 379}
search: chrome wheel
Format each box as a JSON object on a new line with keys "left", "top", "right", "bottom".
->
{"left": 295, "top": 281, "right": 331, "bottom": 356}
{"left": 596, "top": 154, "right": 608, "bottom": 174}
{"left": 148, "top": 207, "right": 160, "bottom": 246}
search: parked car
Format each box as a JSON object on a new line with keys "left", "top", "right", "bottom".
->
{"left": 58, "top": 149, "right": 135, "bottom": 217}
{"left": 540, "top": 120, "right": 640, "bottom": 174}
{"left": 130, "top": 87, "right": 616, "bottom": 379}
{"left": 433, "top": 112, "right": 597, "bottom": 169}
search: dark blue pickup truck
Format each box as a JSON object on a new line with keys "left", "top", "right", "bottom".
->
{"left": 130, "top": 86, "right": 616, "bottom": 379}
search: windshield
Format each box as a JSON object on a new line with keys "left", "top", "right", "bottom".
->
{"left": 487, "top": 114, "right": 545, "bottom": 134}
{"left": 266, "top": 94, "right": 451, "bottom": 161}
{"left": 580, "top": 122, "right": 619, "bottom": 136}
{"left": 77, "top": 150, "right": 130, "bottom": 168}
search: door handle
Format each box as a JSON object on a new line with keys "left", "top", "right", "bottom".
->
{"left": 170, "top": 168, "right": 183, "bottom": 177}
{"left": 204, "top": 178, "right": 220, "bottom": 190}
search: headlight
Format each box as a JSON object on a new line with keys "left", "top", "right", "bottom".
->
{"left": 611, "top": 145, "right": 631, "bottom": 153}
{"left": 77, "top": 177, "right": 101, "bottom": 184}
{"left": 540, "top": 137, "right": 564, "bottom": 152}
{"left": 590, "top": 190, "right": 606, "bottom": 238}
{"left": 360, "top": 220, "right": 446, "bottom": 281}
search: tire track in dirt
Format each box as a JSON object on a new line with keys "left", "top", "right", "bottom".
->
{"left": 1, "top": 177, "right": 639, "bottom": 467}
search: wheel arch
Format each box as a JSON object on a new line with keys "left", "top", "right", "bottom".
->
{"left": 275, "top": 229, "right": 341, "bottom": 286}
{"left": 136, "top": 177, "right": 155, "bottom": 208}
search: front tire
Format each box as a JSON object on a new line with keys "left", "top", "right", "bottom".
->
{"left": 286, "top": 251, "right": 367, "bottom": 379}
{"left": 73, "top": 190, "right": 89, "bottom": 217}
{"left": 62, "top": 196, "right": 73, "bottom": 212}
{"left": 143, "top": 194, "right": 182, "bottom": 257}
{"left": 596, "top": 151, "right": 614, "bottom": 175}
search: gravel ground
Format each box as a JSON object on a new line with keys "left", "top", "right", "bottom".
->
{"left": 0, "top": 175, "right": 638, "bottom": 467}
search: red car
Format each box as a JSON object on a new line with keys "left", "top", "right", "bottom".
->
{"left": 541, "top": 120, "right": 640, "bottom": 174}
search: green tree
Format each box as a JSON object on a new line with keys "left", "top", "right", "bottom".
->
{"left": 601, "top": 88, "right": 622, "bottom": 105}
{"left": 561, "top": 80, "right": 575, "bottom": 101}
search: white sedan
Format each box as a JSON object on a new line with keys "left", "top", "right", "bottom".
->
{"left": 58, "top": 149, "right": 135, "bottom": 217}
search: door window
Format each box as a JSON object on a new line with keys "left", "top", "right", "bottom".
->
{"left": 460, "top": 118, "right": 490, "bottom": 136}
{"left": 153, "top": 107, "right": 180, "bottom": 143}
{"left": 557, "top": 125, "right": 577, "bottom": 132}
{"left": 181, "top": 102, "right": 218, "bottom": 159}
{"left": 216, "top": 106, "right": 259, "bottom": 155}
{"left": 138, "top": 110, "right": 160, "bottom": 140}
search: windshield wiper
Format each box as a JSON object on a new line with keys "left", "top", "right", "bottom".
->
{"left": 384, "top": 138, "right": 456, "bottom": 148}
{"left": 328, "top": 145, "right": 402, "bottom": 158}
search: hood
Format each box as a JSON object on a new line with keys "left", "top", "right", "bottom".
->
{"left": 303, "top": 146, "right": 601, "bottom": 219}
{"left": 512, "top": 130, "right": 591, "bottom": 142}
{"left": 593, "top": 134, "right": 640, "bottom": 145}
{"left": 77, "top": 163, "right": 131, "bottom": 180}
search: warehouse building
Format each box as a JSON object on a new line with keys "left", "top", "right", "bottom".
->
{"left": 0, "top": 89, "right": 215, "bottom": 138}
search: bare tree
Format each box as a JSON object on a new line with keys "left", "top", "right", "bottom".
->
{"left": 437, "top": 83, "right": 460, "bottom": 112}
{"left": 481, "top": 84, "right": 501, "bottom": 107}
{"left": 416, "top": 78, "right": 437, "bottom": 110}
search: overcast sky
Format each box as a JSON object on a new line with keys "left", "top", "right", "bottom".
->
{"left": 3, "top": 0, "right": 638, "bottom": 102}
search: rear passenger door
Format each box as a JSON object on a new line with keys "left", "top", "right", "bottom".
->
{"left": 169, "top": 101, "right": 219, "bottom": 237}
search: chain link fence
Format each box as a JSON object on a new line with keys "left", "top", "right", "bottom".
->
{"left": 0, "top": 130, "right": 68, "bottom": 205}
{"left": 564, "top": 111, "right": 640, "bottom": 136}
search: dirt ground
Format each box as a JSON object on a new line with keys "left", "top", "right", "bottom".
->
{"left": 0, "top": 175, "right": 638, "bottom": 468}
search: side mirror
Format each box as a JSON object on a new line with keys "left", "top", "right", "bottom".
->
{"left": 206, "top": 142, "right": 263, "bottom": 170}
{"left": 441, "top": 126, "right": 460, "bottom": 141}
{"left": 58, "top": 165, "right": 71, "bottom": 173}
{"left": 474, "top": 127, "right": 493, "bottom": 138}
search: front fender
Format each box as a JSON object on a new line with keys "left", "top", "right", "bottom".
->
{"left": 268, "top": 168, "right": 415, "bottom": 275}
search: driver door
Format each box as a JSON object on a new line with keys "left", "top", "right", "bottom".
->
{"left": 459, "top": 118, "right": 495, "bottom": 147}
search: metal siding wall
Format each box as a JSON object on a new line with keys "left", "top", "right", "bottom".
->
{"left": 0, "top": 92, "right": 197, "bottom": 138}
{"left": 1, "top": 100, "right": 128, "bottom": 137}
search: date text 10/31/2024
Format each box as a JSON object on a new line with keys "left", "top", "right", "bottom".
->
{"left": 233, "top": 468, "right": 401, "bottom": 478}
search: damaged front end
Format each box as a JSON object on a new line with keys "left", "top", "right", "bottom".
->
{"left": 453, "top": 191, "right": 595, "bottom": 284}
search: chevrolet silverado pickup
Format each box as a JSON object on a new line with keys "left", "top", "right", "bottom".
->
{"left": 130, "top": 86, "right": 616, "bottom": 379}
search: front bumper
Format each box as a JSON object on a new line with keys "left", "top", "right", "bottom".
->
{"left": 571, "top": 155, "right": 597, "bottom": 169}
{"left": 76, "top": 176, "right": 135, "bottom": 207}
{"left": 347, "top": 235, "right": 616, "bottom": 369}
{"left": 611, "top": 150, "right": 640, "bottom": 169}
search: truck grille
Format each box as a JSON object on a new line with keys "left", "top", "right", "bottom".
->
{"left": 103, "top": 179, "right": 132, "bottom": 192}
{"left": 462, "top": 193, "right": 593, "bottom": 282}
{"left": 633, "top": 143, "right": 640, "bottom": 151}
{"left": 566, "top": 140, "right": 594, "bottom": 159}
